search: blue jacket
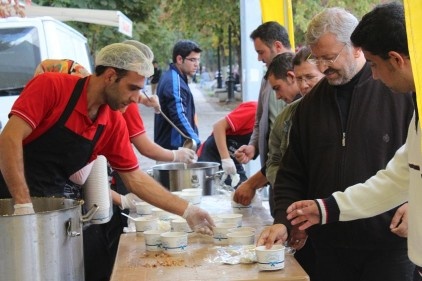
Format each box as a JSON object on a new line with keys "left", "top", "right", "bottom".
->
{"left": 154, "top": 63, "right": 200, "bottom": 150}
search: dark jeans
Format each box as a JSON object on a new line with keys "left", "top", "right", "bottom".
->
{"left": 313, "top": 244, "right": 414, "bottom": 281}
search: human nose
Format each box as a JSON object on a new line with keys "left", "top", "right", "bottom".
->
{"left": 129, "top": 93, "right": 139, "bottom": 103}
{"left": 371, "top": 69, "right": 380, "bottom": 80}
{"left": 317, "top": 63, "right": 329, "bottom": 74}
{"left": 299, "top": 84, "right": 309, "bottom": 94}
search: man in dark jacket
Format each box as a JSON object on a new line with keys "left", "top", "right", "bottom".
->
{"left": 154, "top": 40, "right": 201, "bottom": 150}
{"left": 150, "top": 60, "right": 161, "bottom": 95}
{"left": 257, "top": 7, "right": 415, "bottom": 281}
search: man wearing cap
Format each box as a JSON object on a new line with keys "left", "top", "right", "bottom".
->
{"left": 154, "top": 40, "right": 202, "bottom": 150}
{"left": 0, "top": 42, "right": 214, "bottom": 281}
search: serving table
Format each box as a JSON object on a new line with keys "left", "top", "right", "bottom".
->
{"left": 110, "top": 195, "right": 310, "bottom": 281}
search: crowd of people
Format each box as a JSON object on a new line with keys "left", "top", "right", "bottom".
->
{"left": 0, "top": 2, "right": 421, "bottom": 281}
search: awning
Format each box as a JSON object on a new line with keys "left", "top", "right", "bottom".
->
{"left": 24, "top": 5, "right": 132, "bottom": 37}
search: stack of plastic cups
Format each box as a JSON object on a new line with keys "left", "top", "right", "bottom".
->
{"left": 83, "top": 155, "right": 113, "bottom": 224}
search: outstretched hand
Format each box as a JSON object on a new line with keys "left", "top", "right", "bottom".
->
{"left": 256, "top": 224, "right": 288, "bottom": 249}
{"left": 286, "top": 200, "right": 321, "bottom": 230}
{"left": 183, "top": 204, "right": 215, "bottom": 236}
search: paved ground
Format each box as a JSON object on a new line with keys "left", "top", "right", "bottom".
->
{"left": 136, "top": 83, "right": 241, "bottom": 171}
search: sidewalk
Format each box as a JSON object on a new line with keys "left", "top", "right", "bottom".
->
{"left": 137, "top": 83, "right": 240, "bottom": 171}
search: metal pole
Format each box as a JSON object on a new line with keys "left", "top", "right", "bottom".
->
{"left": 226, "top": 24, "right": 235, "bottom": 102}
{"left": 217, "top": 44, "right": 223, "bottom": 89}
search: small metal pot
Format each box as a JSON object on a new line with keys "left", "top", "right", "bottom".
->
{"left": 151, "top": 162, "right": 221, "bottom": 195}
{"left": 0, "top": 197, "right": 98, "bottom": 281}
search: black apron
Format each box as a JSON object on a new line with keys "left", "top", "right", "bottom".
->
{"left": 0, "top": 77, "right": 104, "bottom": 199}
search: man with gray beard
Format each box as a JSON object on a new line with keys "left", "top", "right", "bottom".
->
{"left": 257, "top": 7, "right": 415, "bottom": 281}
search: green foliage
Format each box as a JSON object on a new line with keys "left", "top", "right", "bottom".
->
{"left": 31, "top": 0, "right": 403, "bottom": 71}
{"left": 292, "top": 0, "right": 403, "bottom": 46}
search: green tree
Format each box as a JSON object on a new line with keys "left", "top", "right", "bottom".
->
{"left": 292, "top": 0, "right": 403, "bottom": 46}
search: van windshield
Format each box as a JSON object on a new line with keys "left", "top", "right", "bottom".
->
{"left": 0, "top": 27, "right": 40, "bottom": 95}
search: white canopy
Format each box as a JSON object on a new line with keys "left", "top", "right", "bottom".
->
{"left": 25, "top": 5, "right": 132, "bottom": 37}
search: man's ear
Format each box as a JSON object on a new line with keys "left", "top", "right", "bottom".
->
{"left": 286, "top": 70, "right": 296, "bottom": 84}
{"left": 273, "top": 40, "right": 287, "bottom": 53}
{"left": 388, "top": 51, "right": 406, "bottom": 69}
{"left": 104, "top": 67, "right": 116, "bottom": 83}
{"left": 176, "top": 55, "right": 184, "bottom": 64}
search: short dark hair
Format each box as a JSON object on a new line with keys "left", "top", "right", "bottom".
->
{"left": 292, "top": 46, "right": 311, "bottom": 66}
{"left": 172, "top": 40, "right": 202, "bottom": 62}
{"left": 351, "top": 2, "right": 408, "bottom": 60}
{"left": 95, "top": 65, "right": 128, "bottom": 81}
{"left": 265, "top": 52, "right": 295, "bottom": 80}
{"left": 250, "top": 21, "right": 291, "bottom": 49}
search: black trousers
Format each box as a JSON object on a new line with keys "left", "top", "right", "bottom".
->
{"left": 313, "top": 244, "right": 414, "bottom": 281}
{"left": 83, "top": 173, "right": 129, "bottom": 281}
{"left": 83, "top": 204, "right": 127, "bottom": 281}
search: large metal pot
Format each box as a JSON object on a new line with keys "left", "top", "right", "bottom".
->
{"left": 151, "top": 162, "right": 221, "bottom": 195}
{"left": 0, "top": 197, "right": 97, "bottom": 281}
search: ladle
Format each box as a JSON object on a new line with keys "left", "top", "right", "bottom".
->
{"left": 121, "top": 212, "right": 137, "bottom": 221}
{"left": 142, "top": 91, "right": 197, "bottom": 151}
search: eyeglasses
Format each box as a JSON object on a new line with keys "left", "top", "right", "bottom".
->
{"left": 184, "top": 57, "right": 200, "bottom": 63}
{"left": 295, "top": 75, "right": 319, "bottom": 85}
{"left": 307, "top": 44, "right": 347, "bottom": 66}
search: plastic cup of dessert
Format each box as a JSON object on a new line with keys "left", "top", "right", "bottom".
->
{"left": 228, "top": 226, "right": 256, "bottom": 234}
{"left": 135, "top": 201, "right": 153, "bottom": 216}
{"left": 217, "top": 213, "right": 243, "bottom": 227}
{"left": 226, "top": 231, "right": 255, "bottom": 246}
{"left": 231, "top": 193, "right": 252, "bottom": 216}
{"left": 160, "top": 231, "right": 188, "bottom": 255}
{"left": 134, "top": 216, "right": 158, "bottom": 234}
{"left": 179, "top": 192, "right": 202, "bottom": 205}
{"left": 255, "top": 245, "right": 285, "bottom": 271}
{"left": 143, "top": 230, "right": 164, "bottom": 251}
{"left": 151, "top": 207, "right": 172, "bottom": 221}
{"left": 181, "top": 188, "right": 203, "bottom": 195}
{"left": 171, "top": 218, "right": 193, "bottom": 234}
{"left": 212, "top": 222, "right": 238, "bottom": 245}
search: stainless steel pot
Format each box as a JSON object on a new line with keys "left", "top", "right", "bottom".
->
{"left": 151, "top": 162, "right": 221, "bottom": 195}
{"left": 0, "top": 197, "right": 98, "bottom": 281}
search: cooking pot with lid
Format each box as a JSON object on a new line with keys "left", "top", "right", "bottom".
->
{"left": 0, "top": 197, "right": 97, "bottom": 281}
{"left": 151, "top": 162, "right": 221, "bottom": 195}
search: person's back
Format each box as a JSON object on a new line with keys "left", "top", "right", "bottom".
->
{"left": 233, "top": 21, "right": 292, "bottom": 213}
{"left": 154, "top": 40, "right": 201, "bottom": 150}
{"left": 273, "top": 7, "right": 414, "bottom": 281}
{"left": 197, "top": 101, "right": 257, "bottom": 186}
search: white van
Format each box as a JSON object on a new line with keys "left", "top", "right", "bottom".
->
{"left": 0, "top": 16, "right": 93, "bottom": 131}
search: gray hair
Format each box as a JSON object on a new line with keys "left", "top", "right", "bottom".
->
{"left": 305, "top": 7, "right": 358, "bottom": 45}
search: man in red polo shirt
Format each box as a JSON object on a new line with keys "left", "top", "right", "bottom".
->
{"left": 0, "top": 42, "right": 213, "bottom": 281}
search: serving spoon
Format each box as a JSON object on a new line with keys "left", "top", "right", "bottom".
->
{"left": 142, "top": 91, "right": 197, "bottom": 151}
{"left": 121, "top": 212, "right": 137, "bottom": 221}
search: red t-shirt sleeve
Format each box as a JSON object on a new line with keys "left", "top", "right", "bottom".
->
{"left": 93, "top": 109, "right": 139, "bottom": 172}
{"left": 11, "top": 73, "right": 71, "bottom": 130}
{"left": 122, "top": 103, "right": 146, "bottom": 138}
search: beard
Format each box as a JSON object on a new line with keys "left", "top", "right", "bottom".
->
{"left": 325, "top": 61, "right": 358, "bottom": 86}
